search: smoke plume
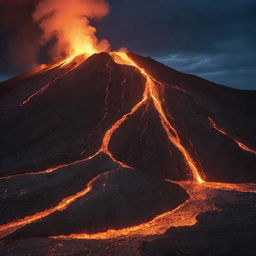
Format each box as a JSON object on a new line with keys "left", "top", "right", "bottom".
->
{"left": 33, "top": 0, "right": 110, "bottom": 59}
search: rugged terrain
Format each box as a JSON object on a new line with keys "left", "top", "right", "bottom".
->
{"left": 0, "top": 52, "right": 255, "bottom": 255}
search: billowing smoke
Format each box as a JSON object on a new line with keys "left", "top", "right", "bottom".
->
{"left": 33, "top": 0, "right": 110, "bottom": 59}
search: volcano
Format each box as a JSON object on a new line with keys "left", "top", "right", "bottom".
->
{"left": 0, "top": 52, "right": 256, "bottom": 255}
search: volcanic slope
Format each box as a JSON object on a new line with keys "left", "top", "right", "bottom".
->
{"left": 1, "top": 52, "right": 255, "bottom": 182}
{"left": 0, "top": 52, "right": 256, "bottom": 250}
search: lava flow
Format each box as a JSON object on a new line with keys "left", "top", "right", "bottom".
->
{"left": 0, "top": 169, "right": 113, "bottom": 234}
{"left": 20, "top": 54, "right": 88, "bottom": 106}
{"left": 48, "top": 52, "right": 255, "bottom": 242}
{"left": 2, "top": 1, "right": 256, "bottom": 253}
{"left": 110, "top": 52, "right": 204, "bottom": 184}
{"left": 208, "top": 116, "right": 256, "bottom": 155}
{"left": 0, "top": 51, "right": 205, "bottom": 237}
{"left": 51, "top": 180, "right": 256, "bottom": 241}
{"left": 1, "top": 51, "right": 255, "bottom": 242}
{"left": 0, "top": 153, "right": 97, "bottom": 181}
{"left": 51, "top": 181, "right": 213, "bottom": 240}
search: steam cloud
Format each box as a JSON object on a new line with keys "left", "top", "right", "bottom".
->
{"left": 33, "top": 0, "right": 110, "bottom": 59}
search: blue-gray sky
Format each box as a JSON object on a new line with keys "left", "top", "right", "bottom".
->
{"left": 0, "top": 0, "right": 255, "bottom": 89}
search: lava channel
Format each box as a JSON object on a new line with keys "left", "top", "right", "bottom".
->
{"left": 20, "top": 55, "right": 87, "bottom": 106}
{"left": 51, "top": 179, "right": 256, "bottom": 241}
{"left": 4, "top": 52, "right": 205, "bottom": 183}
{"left": 0, "top": 169, "right": 113, "bottom": 235}
{"left": 110, "top": 51, "right": 204, "bottom": 184}
{"left": 208, "top": 116, "right": 256, "bottom": 155}
{"left": 1, "top": 52, "right": 256, "bottom": 241}
{"left": 0, "top": 153, "right": 98, "bottom": 181}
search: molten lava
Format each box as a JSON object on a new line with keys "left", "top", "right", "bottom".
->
{"left": 0, "top": 170, "right": 113, "bottom": 234}
{"left": 1, "top": 50, "right": 255, "bottom": 242}
{"left": 1, "top": 2, "right": 255, "bottom": 253}
{"left": 208, "top": 116, "right": 256, "bottom": 155}
{"left": 15, "top": 51, "right": 205, "bottom": 184}
{"left": 110, "top": 52, "right": 204, "bottom": 184}
{"left": 51, "top": 180, "right": 256, "bottom": 240}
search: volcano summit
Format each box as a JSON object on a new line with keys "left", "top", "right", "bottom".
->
{"left": 0, "top": 51, "right": 256, "bottom": 255}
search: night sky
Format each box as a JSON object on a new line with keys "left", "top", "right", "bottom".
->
{"left": 0, "top": 0, "right": 255, "bottom": 90}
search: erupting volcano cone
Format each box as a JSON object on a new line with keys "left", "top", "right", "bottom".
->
{"left": 0, "top": 52, "right": 256, "bottom": 253}
{"left": 1, "top": 52, "right": 255, "bottom": 182}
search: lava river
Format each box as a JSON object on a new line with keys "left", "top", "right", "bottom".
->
{"left": 0, "top": 51, "right": 255, "bottom": 242}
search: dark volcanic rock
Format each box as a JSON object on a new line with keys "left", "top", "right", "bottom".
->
{"left": 109, "top": 102, "right": 188, "bottom": 180}
{"left": 3, "top": 168, "right": 188, "bottom": 241}
{"left": 1, "top": 52, "right": 255, "bottom": 181}
{"left": 1, "top": 190, "right": 255, "bottom": 256}
{"left": 139, "top": 191, "right": 256, "bottom": 256}
{"left": 0, "top": 52, "right": 256, "bottom": 255}
{"left": 128, "top": 53, "right": 256, "bottom": 182}
{"left": 0, "top": 53, "right": 145, "bottom": 176}
{"left": 0, "top": 153, "right": 118, "bottom": 225}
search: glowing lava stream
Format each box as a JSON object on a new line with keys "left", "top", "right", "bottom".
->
{"left": 52, "top": 182, "right": 213, "bottom": 240}
{"left": 51, "top": 180, "right": 256, "bottom": 241}
{"left": 20, "top": 54, "right": 87, "bottom": 106}
{"left": 3, "top": 52, "right": 204, "bottom": 183}
{"left": 111, "top": 52, "right": 204, "bottom": 184}
{"left": 1, "top": 52, "right": 256, "bottom": 239}
{"left": 0, "top": 52, "right": 204, "bottom": 235}
{"left": 0, "top": 153, "right": 98, "bottom": 181}
{"left": 0, "top": 170, "right": 113, "bottom": 233}
{"left": 208, "top": 116, "right": 256, "bottom": 155}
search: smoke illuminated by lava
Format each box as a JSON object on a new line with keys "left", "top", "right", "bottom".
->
{"left": 33, "top": 0, "right": 110, "bottom": 59}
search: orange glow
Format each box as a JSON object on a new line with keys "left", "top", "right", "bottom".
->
{"left": 3, "top": 51, "right": 256, "bottom": 240}
{"left": 21, "top": 64, "right": 48, "bottom": 78}
{"left": 110, "top": 51, "right": 204, "bottom": 184}
{"left": 234, "top": 140, "right": 256, "bottom": 155}
{"left": 33, "top": 0, "right": 110, "bottom": 60}
{"left": 50, "top": 181, "right": 216, "bottom": 240}
{"left": 2, "top": 0, "right": 255, "bottom": 240}
{"left": 0, "top": 170, "right": 111, "bottom": 233}
{"left": 208, "top": 116, "right": 256, "bottom": 155}
{"left": 20, "top": 55, "right": 87, "bottom": 106}
{"left": 201, "top": 181, "right": 256, "bottom": 193}
{"left": 15, "top": 51, "right": 204, "bottom": 184}
{"left": 0, "top": 153, "right": 98, "bottom": 180}
{"left": 99, "top": 73, "right": 148, "bottom": 156}
{"left": 21, "top": 82, "right": 51, "bottom": 106}
{"left": 51, "top": 180, "right": 256, "bottom": 241}
{"left": 0, "top": 51, "right": 206, "bottom": 237}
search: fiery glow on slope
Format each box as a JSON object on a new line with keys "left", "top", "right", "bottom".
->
{"left": 0, "top": 170, "right": 112, "bottom": 233}
{"left": 3, "top": 51, "right": 256, "bottom": 240}
{"left": 9, "top": 51, "right": 204, "bottom": 183}
{"left": 0, "top": 153, "right": 98, "bottom": 181}
{"left": 51, "top": 181, "right": 214, "bottom": 240}
{"left": 20, "top": 55, "right": 88, "bottom": 106}
{"left": 208, "top": 116, "right": 256, "bottom": 155}
{"left": 21, "top": 82, "right": 51, "bottom": 106}
{"left": 1, "top": 0, "right": 255, "bottom": 245}
{"left": 201, "top": 181, "right": 256, "bottom": 193}
{"left": 51, "top": 180, "right": 256, "bottom": 241}
{"left": 99, "top": 69, "right": 149, "bottom": 163}
{"left": 111, "top": 52, "right": 204, "bottom": 184}
{"left": 0, "top": 51, "right": 205, "bottom": 236}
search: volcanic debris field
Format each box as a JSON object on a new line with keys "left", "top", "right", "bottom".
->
{"left": 0, "top": 52, "right": 256, "bottom": 256}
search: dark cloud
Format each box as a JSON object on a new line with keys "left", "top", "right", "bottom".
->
{"left": 0, "top": 0, "right": 255, "bottom": 89}
{"left": 0, "top": 0, "right": 40, "bottom": 74}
